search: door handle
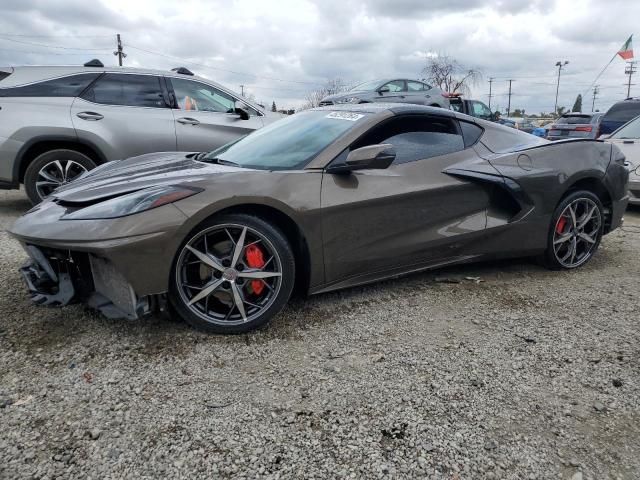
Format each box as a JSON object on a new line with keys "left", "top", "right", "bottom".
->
{"left": 623, "top": 140, "right": 635, "bottom": 144}
{"left": 76, "top": 111, "right": 103, "bottom": 121}
{"left": 177, "top": 117, "right": 200, "bottom": 125}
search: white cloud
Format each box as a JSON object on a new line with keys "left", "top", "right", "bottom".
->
{"left": 0, "top": 0, "right": 637, "bottom": 112}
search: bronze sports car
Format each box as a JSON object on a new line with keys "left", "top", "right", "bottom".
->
{"left": 10, "top": 104, "right": 629, "bottom": 333}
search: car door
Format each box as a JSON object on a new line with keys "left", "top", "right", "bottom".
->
{"left": 606, "top": 116, "right": 640, "bottom": 170}
{"left": 406, "top": 80, "right": 436, "bottom": 105}
{"left": 71, "top": 73, "right": 177, "bottom": 160}
{"left": 374, "top": 80, "right": 408, "bottom": 103}
{"left": 167, "top": 77, "right": 264, "bottom": 152}
{"left": 320, "top": 115, "right": 493, "bottom": 284}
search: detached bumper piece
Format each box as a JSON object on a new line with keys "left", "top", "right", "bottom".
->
{"left": 19, "top": 245, "right": 151, "bottom": 320}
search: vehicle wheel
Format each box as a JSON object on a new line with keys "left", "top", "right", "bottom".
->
{"left": 541, "top": 190, "right": 604, "bottom": 270}
{"left": 24, "top": 149, "right": 96, "bottom": 204}
{"left": 169, "top": 214, "right": 295, "bottom": 334}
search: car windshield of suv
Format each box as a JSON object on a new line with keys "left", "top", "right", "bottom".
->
{"left": 350, "top": 80, "right": 383, "bottom": 91}
{"left": 204, "top": 110, "right": 368, "bottom": 170}
{"left": 557, "top": 114, "right": 593, "bottom": 124}
{"left": 611, "top": 115, "right": 640, "bottom": 139}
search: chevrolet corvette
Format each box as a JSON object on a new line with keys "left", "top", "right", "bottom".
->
{"left": 10, "top": 104, "right": 629, "bottom": 333}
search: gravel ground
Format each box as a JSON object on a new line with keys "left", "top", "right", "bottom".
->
{"left": 1, "top": 188, "right": 639, "bottom": 480}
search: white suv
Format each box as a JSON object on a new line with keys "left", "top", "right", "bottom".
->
{"left": 0, "top": 60, "right": 282, "bottom": 203}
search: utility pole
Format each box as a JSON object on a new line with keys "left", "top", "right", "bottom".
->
{"left": 113, "top": 34, "right": 126, "bottom": 66}
{"left": 506, "top": 79, "right": 514, "bottom": 117}
{"left": 488, "top": 77, "right": 494, "bottom": 111}
{"left": 625, "top": 61, "right": 637, "bottom": 98}
{"left": 554, "top": 60, "right": 569, "bottom": 116}
{"left": 591, "top": 85, "right": 599, "bottom": 112}
{"left": 240, "top": 85, "right": 245, "bottom": 96}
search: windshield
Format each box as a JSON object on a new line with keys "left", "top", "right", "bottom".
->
{"left": 204, "top": 110, "right": 369, "bottom": 170}
{"left": 611, "top": 115, "right": 640, "bottom": 139}
{"left": 350, "top": 80, "right": 383, "bottom": 91}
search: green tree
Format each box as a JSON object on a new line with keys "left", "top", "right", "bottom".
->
{"left": 271, "top": 101, "right": 277, "bottom": 112}
{"left": 572, "top": 94, "right": 582, "bottom": 112}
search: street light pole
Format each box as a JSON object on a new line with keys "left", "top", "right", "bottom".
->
{"left": 554, "top": 60, "right": 569, "bottom": 116}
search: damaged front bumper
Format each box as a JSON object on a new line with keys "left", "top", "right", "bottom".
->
{"left": 19, "top": 244, "right": 157, "bottom": 320}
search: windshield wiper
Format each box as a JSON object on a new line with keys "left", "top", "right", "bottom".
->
{"left": 192, "top": 151, "right": 209, "bottom": 160}
{"left": 203, "top": 157, "right": 241, "bottom": 167}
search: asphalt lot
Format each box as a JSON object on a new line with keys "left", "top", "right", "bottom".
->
{"left": 1, "top": 188, "right": 639, "bottom": 479}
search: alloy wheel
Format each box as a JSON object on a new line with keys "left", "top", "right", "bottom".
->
{"left": 35, "top": 159, "right": 88, "bottom": 199}
{"left": 176, "top": 224, "right": 283, "bottom": 326}
{"left": 553, "top": 197, "right": 601, "bottom": 268}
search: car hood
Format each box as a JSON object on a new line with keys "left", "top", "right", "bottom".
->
{"left": 51, "top": 151, "right": 247, "bottom": 204}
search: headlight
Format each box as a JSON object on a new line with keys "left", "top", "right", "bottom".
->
{"left": 62, "top": 185, "right": 202, "bottom": 220}
{"left": 335, "top": 97, "right": 361, "bottom": 104}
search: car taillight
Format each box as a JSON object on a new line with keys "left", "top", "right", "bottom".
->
{"left": 574, "top": 126, "right": 593, "bottom": 132}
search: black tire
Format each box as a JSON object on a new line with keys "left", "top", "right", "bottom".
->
{"left": 541, "top": 190, "right": 604, "bottom": 270}
{"left": 24, "top": 149, "right": 96, "bottom": 204}
{"left": 169, "top": 214, "right": 295, "bottom": 334}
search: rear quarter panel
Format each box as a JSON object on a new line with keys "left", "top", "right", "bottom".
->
{"left": 487, "top": 140, "right": 611, "bottom": 215}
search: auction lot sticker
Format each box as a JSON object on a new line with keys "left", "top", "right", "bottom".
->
{"left": 326, "top": 112, "right": 365, "bottom": 121}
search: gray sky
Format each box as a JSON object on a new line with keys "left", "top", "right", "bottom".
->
{"left": 0, "top": 0, "right": 637, "bottom": 113}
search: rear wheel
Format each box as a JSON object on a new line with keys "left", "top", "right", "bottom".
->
{"left": 24, "top": 149, "right": 96, "bottom": 204}
{"left": 542, "top": 190, "right": 604, "bottom": 269}
{"left": 169, "top": 214, "right": 295, "bottom": 334}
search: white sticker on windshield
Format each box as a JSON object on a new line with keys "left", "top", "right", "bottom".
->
{"left": 326, "top": 111, "right": 365, "bottom": 121}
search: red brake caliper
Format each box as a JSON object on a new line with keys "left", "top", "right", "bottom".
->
{"left": 556, "top": 216, "right": 567, "bottom": 234}
{"left": 245, "top": 244, "right": 266, "bottom": 295}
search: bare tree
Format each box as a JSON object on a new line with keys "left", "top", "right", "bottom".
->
{"left": 301, "top": 78, "right": 350, "bottom": 110}
{"left": 422, "top": 54, "right": 482, "bottom": 95}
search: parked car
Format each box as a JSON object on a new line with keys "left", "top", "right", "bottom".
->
{"left": 11, "top": 104, "right": 628, "bottom": 334}
{"left": 497, "top": 117, "right": 536, "bottom": 133}
{"left": 446, "top": 93, "right": 494, "bottom": 120}
{"left": 319, "top": 79, "right": 449, "bottom": 108}
{"left": 0, "top": 60, "right": 281, "bottom": 204}
{"left": 546, "top": 112, "right": 603, "bottom": 140}
{"left": 602, "top": 115, "right": 640, "bottom": 205}
{"left": 599, "top": 98, "right": 640, "bottom": 136}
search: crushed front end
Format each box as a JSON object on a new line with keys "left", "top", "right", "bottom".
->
{"left": 19, "top": 244, "right": 155, "bottom": 319}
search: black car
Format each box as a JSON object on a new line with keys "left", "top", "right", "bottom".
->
{"left": 599, "top": 98, "right": 640, "bottom": 136}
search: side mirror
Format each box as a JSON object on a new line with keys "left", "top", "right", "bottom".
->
{"left": 326, "top": 144, "right": 396, "bottom": 174}
{"left": 598, "top": 134, "right": 611, "bottom": 140}
{"left": 378, "top": 85, "right": 390, "bottom": 94}
{"left": 233, "top": 102, "right": 251, "bottom": 120}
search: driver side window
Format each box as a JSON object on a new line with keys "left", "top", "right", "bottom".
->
{"left": 382, "top": 80, "right": 406, "bottom": 93}
{"left": 353, "top": 116, "right": 464, "bottom": 165}
{"left": 170, "top": 78, "right": 235, "bottom": 113}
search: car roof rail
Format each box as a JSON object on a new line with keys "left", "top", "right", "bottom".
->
{"left": 84, "top": 59, "right": 104, "bottom": 68}
{"left": 171, "top": 67, "right": 194, "bottom": 76}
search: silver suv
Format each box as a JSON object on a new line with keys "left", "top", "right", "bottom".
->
{"left": 0, "top": 61, "right": 281, "bottom": 203}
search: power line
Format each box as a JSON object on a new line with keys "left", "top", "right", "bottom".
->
{"left": 125, "top": 43, "right": 325, "bottom": 86}
{"left": 0, "top": 35, "right": 110, "bottom": 51}
{"left": 0, "top": 47, "right": 111, "bottom": 56}
{"left": 0, "top": 33, "right": 114, "bottom": 38}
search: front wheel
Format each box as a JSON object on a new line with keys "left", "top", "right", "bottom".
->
{"left": 169, "top": 214, "right": 295, "bottom": 334}
{"left": 541, "top": 190, "right": 604, "bottom": 270}
{"left": 24, "top": 149, "right": 96, "bottom": 204}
